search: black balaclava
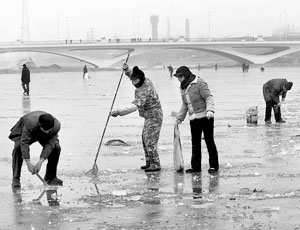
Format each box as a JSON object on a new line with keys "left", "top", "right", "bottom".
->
{"left": 131, "top": 66, "right": 145, "bottom": 88}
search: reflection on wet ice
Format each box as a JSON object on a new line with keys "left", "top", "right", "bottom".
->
{"left": 192, "top": 173, "right": 202, "bottom": 199}
{"left": 11, "top": 188, "right": 61, "bottom": 230}
{"left": 13, "top": 188, "right": 60, "bottom": 207}
{"left": 145, "top": 172, "right": 160, "bottom": 193}
{"left": 173, "top": 171, "right": 184, "bottom": 194}
{"left": 31, "top": 190, "right": 46, "bottom": 205}
{"left": 22, "top": 96, "right": 31, "bottom": 114}
{"left": 31, "top": 188, "right": 60, "bottom": 206}
{"left": 13, "top": 193, "right": 22, "bottom": 204}
{"left": 94, "top": 183, "right": 100, "bottom": 195}
{"left": 47, "top": 189, "right": 60, "bottom": 206}
{"left": 209, "top": 174, "right": 220, "bottom": 193}
{"left": 142, "top": 172, "right": 162, "bottom": 219}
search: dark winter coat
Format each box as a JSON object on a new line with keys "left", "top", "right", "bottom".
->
{"left": 8, "top": 111, "right": 60, "bottom": 159}
{"left": 21, "top": 66, "right": 30, "bottom": 83}
{"left": 263, "top": 78, "right": 289, "bottom": 103}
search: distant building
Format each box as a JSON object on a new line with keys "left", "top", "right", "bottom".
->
{"left": 150, "top": 15, "right": 159, "bottom": 41}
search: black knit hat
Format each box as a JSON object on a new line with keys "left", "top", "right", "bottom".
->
{"left": 39, "top": 113, "right": 54, "bottom": 130}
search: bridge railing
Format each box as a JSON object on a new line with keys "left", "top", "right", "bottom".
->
{"left": 1, "top": 35, "right": 300, "bottom": 46}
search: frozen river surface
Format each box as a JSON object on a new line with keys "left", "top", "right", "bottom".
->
{"left": 1, "top": 66, "right": 300, "bottom": 229}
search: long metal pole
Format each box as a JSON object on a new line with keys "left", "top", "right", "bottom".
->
{"left": 93, "top": 52, "right": 130, "bottom": 165}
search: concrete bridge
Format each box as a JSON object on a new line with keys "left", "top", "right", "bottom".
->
{"left": 1, "top": 40, "right": 300, "bottom": 68}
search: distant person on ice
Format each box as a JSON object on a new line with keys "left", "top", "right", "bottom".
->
{"left": 9, "top": 111, "right": 63, "bottom": 193}
{"left": 21, "top": 64, "right": 30, "bottom": 96}
{"left": 111, "top": 64, "right": 163, "bottom": 172}
{"left": 83, "top": 65, "right": 90, "bottom": 78}
{"left": 167, "top": 64, "right": 174, "bottom": 77}
{"left": 174, "top": 66, "right": 219, "bottom": 174}
{"left": 263, "top": 78, "right": 293, "bottom": 124}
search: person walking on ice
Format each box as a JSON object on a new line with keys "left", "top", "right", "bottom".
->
{"left": 21, "top": 64, "right": 30, "bottom": 96}
{"left": 111, "top": 63, "right": 163, "bottom": 172}
{"left": 83, "top": 65, "right": 90, "bottom": 78}
{"left": 167, "top": 64, "right": 174, "bottom": 77}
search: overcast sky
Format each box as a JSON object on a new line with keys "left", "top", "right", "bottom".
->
{"left": 1, "top": 0, "right": 300, "bottom": 42}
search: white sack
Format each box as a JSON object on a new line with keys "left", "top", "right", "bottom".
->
{"left": 173, "top": 124, "right": 184, "bottom": 172}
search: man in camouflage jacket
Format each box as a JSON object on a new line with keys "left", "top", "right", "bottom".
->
{"left": 111, "top": 64, "right": 163, "bottom": 172}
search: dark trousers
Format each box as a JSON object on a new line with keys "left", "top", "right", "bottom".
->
{"left": 190, "top": 117, "right": 219, "bottom": 170}
{"left": 12, "top": 140, "right": 61, "bottom": 182}
{"left": 22, "top": 82, "right": 30, "bottom": 95}
{"left": 265, "top": 101, "right": 281, "bottom": 122}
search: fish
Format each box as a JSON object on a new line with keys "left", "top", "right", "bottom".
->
{"left": 105, "top": 139, "right": 130, "bottom": 146}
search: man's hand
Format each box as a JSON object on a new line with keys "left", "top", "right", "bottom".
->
{"left": 274, "top": 104, "right": 280, "bottom": 112}
{"left": 110, "top": 109, "right": 119, "bottom": 117}
{"left": 25, "top": 160, "right": 35, "bottom": 174}
{"left": 122, "top": 63, "right": 129, "bottom": 71}
{"left": 34, "top": 158, "right": 45, "bottom": 174}
{"left": 175, "top": 119, "right": 182, "bottom": 124}
{"left": 207, "top": 111, "right": 214, "bottom": 119}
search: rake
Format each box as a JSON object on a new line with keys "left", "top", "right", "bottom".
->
{"left": 86, "top": 52, "right": 130, "bottom": 176}
{"left": 36, "top": 172, "right": 48, "bottom": 185}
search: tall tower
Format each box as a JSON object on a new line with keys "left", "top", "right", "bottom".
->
{"left": 150, "top": 15, "right": 159, "bottom": 41}
{"left": 21, "top": 0, "right": 30, "bottom": 41}
{"left": 185, "top": 19, "right": 190, "bottom": 41}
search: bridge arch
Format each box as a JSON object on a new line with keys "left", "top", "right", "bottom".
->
{"left": 1, "top": 41, "right": 300, "bottom": 67}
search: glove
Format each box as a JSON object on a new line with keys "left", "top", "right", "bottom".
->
{"left": 110, "top": 109, "right": 119, "bottom": 117}
{"left": 277, "top": 102, "right": 281, "bottom": 107}
{"left": 206, "top": 111, "right": 214, "bottom": 119}
{"left": 34, "top": 158, "right": 45, "bottom": 174}
{"left": 122, "top": 63, "right": 129, "bottom": 71}
{"left": 25, "top": 160, "right": 35, "bottom": 174}
{"left": 175, "top": 119, "right": 182, "bottom": 124}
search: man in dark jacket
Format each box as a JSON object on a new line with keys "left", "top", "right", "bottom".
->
{"left": 21, "top": 64, "right": 30, "bottom": 96}
{"left": 263, "top": 78, "right": 293, "bottom": 124}
{"left": 9, "top": 111, "right": 63, "bottom": 193}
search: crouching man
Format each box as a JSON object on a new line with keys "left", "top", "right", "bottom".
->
{"left": 9, "top": 111, "right": 63, "bottom": 193}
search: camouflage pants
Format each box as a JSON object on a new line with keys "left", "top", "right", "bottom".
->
{"left": 142, "top": 116, "right": 163, "bottom": 165}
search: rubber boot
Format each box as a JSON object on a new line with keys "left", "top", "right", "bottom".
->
{"left": 144, "top": 163, "right": 161, "bottom": 172}
{"left": 12, "top": 178, "right": 21, "bottom": 193}
{"left": 141, "top": 162, "right": 150, "bottom": 170}
{"left": 141, "top": 158, "right": 150, "bottom": 170}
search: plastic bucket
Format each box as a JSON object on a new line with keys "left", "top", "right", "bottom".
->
{"left": 246, "top": 106, "right": 258, "bottom": 124}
